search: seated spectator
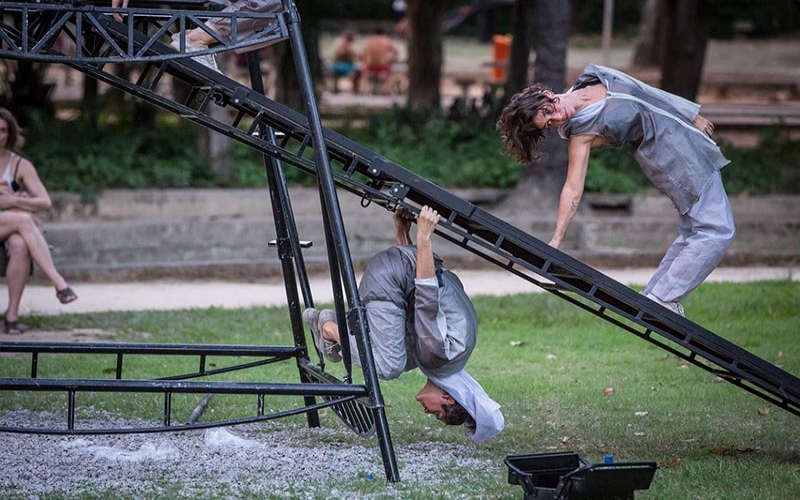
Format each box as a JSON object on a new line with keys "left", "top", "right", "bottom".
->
{"left": 360, "top": 28, "right": 400, "bottom": 95}
{"left": 0, "top": 108, "right": 77, "bottom": 335}
{"left": 329, "top": 30, "right": 361, "bottom": 93}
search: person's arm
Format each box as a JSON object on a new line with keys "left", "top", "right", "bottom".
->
{"left": 415, "top": 206, "right": 439, "bottom": 280}
{"left": 548, "top": 135, "right": 595, "bottom": 249}
{"left": 393, "top": 207, "right": 413, "bottom": 245}
{"left": 111, "top": 0, "right": 129, "bottom": 23}
{"left": 692, "top": 114, "right": 715, "bottom": 137}
{"left": 412, "top": 205, "right": 460, "bottom": 368}
{"left": 0, "top": 159, "right": 51, "bottom": 213}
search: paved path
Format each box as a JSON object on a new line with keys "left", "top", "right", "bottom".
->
{"left": 12, "top": 266, "right": 798, "bottom": 316}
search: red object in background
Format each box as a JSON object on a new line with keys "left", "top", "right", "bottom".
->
{"left": 491, "top": 34, "right": 510, "bottom": 82}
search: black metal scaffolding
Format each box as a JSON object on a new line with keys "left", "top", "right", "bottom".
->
{"left": 0, "top": 0, "right": 798, "bottom": 484}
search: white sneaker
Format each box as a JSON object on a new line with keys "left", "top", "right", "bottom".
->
{"left": 170, "top": 33, "right": 221, "bottom": 73}
{"left": 646, "top": 293, "right": 685, "bottom": 317}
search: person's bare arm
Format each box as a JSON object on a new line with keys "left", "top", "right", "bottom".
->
{"left": 393, "top": 207, "right": 413, "bottom": 245}
{"left": 548, "top": 135, "right": 595, "bottom": 249}
{"left": 415, "top": 206, "right": 440, "bottom": 280}
{"left": 693, "top": 114, "right": 715, "bottom": 137}
{"left": 0, "top": 159, "right": 51, "bottom": 213}
{"left": 111, "top": 0, "right": 129, "bottom": 23}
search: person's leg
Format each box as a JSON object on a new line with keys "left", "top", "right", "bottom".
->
{"left": 4, "top": 234, "right": 30, "bottom": 325}
{"left": 176, "top": 0, "right": 282, "bottom": 72}
{"left": 304, "top": 303, "right": 408, "bottom": 380}
{"left": 320, "top": 313, "right": 340, "bottom": 343}
{"left": 642, "top": 220, "right": 691, "bottom": 297}
{"left": 0, "top": 212, "right": 71, "bottom": 295}
{"left": 302, "top": 308, "right": 342, "bottom": 362}
{"left": 379, "top": 68, "right": 394, "bottom": 94}
{"left": 646, "top": 172, "right": 735, "bottom": 304}
{"left": 188, "top": 0, "right": 283, "bottom": 45}
{"left": 351, "top": 67, "right": 362, "bottom": 94}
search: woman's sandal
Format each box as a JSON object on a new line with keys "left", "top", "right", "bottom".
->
{"left": 4, "top": 320, "right": 23, "bottom": 335}
{"left": 56, "top": 286, "right": 78, "bottom": 304}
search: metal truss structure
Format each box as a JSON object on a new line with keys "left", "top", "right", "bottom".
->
{"left": 0, "top": 0, "right": 798, "bottom": 483}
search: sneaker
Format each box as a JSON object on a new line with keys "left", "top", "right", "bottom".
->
{"left": 646, "top": 293, "right": 685, "bottom": 317}
{"left": 170, "top": 33, "right": 221, "bottom": 73}
{"left": 302, "top": 308, "right": 342, "bottom": 362}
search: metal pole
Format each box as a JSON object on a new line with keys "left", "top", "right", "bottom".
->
{"left": 281, "top": 0, "right": 399, "bottom": 482}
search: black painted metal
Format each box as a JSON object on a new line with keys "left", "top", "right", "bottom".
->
{"left": 243, "top": 46, "right": 321, "bottom": 430}
{"left": 29, "top": 19, "right": 789, "bottom": 420}
{"left": 0, "top": 0, "right": 797, "bottom": 478}
{"left": 0, "top": 1, "right": 285, "bottom": 63}
{"left": 281, "top": 3, "right": 398, "bottom": 479}
{"left": 0, "top": 0, "right": 401, "bottom": 482}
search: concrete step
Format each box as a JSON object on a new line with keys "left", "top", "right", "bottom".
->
{"left": 34, "top": 189, "right": 800, "bottom": 282}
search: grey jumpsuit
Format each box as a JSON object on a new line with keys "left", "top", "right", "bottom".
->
{"left": 350, "top": 245, "right": 478, "bottom": 381}
{"left": 349, "top": 245, "right": 504, "bottom": 443}
{"left": 559, "top": 64, "right": 736, "bottom": 303}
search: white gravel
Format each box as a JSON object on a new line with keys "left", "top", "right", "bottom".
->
{"left": 0, "top": 410, "right": 493, "bottom": 499}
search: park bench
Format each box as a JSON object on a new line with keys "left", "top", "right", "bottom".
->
{"left": 701, "top": 72, "right": 800, "bottom": 101}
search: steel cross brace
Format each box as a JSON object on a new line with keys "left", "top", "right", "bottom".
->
{"left": 0, "top": 1, "right": 286, "bottom": 63}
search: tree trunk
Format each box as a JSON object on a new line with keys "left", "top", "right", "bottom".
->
{"left": 631, "top": 0, "right": 669, "bottom": 68}
{"left": 406, "top": 0, "right": 444, "bottom": 113}
{"left": 274, "top": 0, "right": 323, "bottom": 111}
{"left": 660, "top": 0, "right": 708, "bottom": 100}
{"left": 8, "top": 61, "right": 54, "bottom": 126}
{"left": 499, "top": 0, "right": 570, "bottom": 215}
{"left": 199, "top": 51, "right": 235, "bottom": 181}
{"left": 80, "top": 72, "right": 100, "bottom": 131}
{"left": 531, "top": 0, "right": 570, "bottom": 93}
{"left": 476, "top": 0, "right": 494, "bottom": 43}
{"left": 505, "top": 0, "right": 535, "bottom": 101}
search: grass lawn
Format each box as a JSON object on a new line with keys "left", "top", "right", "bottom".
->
{"left": 1, "top": 280, "right": 798, "bottom": 498}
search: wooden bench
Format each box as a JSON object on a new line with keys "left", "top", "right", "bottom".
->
{"left": 701, "top": 72, "right": 800, "bottom": 101}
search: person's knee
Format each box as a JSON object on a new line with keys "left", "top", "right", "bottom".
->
{"left": 703, "top": 221, "right": 735, "bottom": 256}
{"left": 10, "top": 211, "right": 41, "bottom": 233}
{"left": 376, "top": 364, "right": 404, "bottom": 381}
{"left": 715, "top": 220, "right": 736, "bottom": 248}
{"left": 6, "top": 234, "right": 29, "bottom": 258}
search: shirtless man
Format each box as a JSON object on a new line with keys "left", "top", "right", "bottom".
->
{"left": 360, "top": 28, "right": 399, "bottom": 94}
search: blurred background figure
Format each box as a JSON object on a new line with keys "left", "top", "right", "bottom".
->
{"left": 329, "top": 30, "right": 361, "bottom": 94}
{"left": 360, "top": 28, "right": 400, "bottom": 95}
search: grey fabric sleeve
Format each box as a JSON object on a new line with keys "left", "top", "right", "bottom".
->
{"left": 362, "top": 301, "right": 411, "bottom": 380}
{"left": 413, "top": 277, "right": 454, "bottom": 369}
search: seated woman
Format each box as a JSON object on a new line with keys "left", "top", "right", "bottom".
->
{"left": 0, "top": 107, "right": 77, "bottom": 335}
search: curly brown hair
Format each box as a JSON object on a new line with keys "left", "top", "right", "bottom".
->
{"left": 441, "top": 401, "right": 476, "bottom": 433}
{"left": 496, "top": 83, "right": 556, "bottom": 164}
